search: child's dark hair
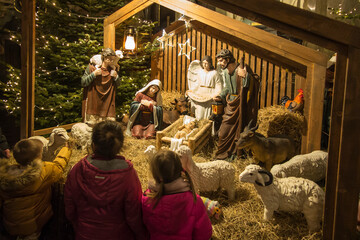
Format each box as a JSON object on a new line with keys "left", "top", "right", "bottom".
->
{"left": 92, "top": 120, "right": 124, "bottom": 159}
{"left": 13, "top": 139, "right": 43, "bottom": 166}
{"left": 148, "top": 150, "right": 197, "bottom": 208}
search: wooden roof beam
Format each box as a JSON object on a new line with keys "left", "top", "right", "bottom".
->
{"left": 199, "top": 0, "right": 360, "bottom": 51}
{"left": 104, "top": 0, "right": 153, "bottom": 27}
{"left": 198, "top": 0, "right": 348, "bottom": 54}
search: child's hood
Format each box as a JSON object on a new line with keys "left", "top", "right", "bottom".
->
{"left": 73, "top": 157, "right": 135, "bottom": 206}
{"left": 0, "top": 158, "right": 43, "bottom": 192}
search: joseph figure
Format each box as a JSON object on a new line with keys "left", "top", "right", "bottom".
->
{"left": 81, "top": 48, "right": 120, "bottom": 126}
{"left": 213, "top": 49, "right": 260, "bottom": 160}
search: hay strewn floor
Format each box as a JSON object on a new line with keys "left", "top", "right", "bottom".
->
{"left": 65, "top": 134, "right": 322, "bottom": 240}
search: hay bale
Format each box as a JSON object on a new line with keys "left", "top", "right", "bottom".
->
{"left": 161, "top": 90, "right": 184, "bottom": 110}
{"left": 257, "top": 105, "right": 306, "bottom": 150}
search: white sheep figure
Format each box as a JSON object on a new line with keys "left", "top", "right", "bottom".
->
{"left": 239, "top": 164, "right": 324, "bottom": 232}
{"left": 90, "top": 54, "right": 102, "bottom": 68}
{"left": 29, "top": 128, "right": 69, "bottom": 162}
{"left": 71, "top": 123, "right": 92, "bottom": 151}
{"left": 271, "top": 150, "right": 328, "bottom": 182}
{"left": 176, "top": 145, "right": 236, "bottom": 200}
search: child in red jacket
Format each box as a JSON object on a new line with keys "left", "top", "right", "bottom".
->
{"left": 142, "top": 150, "right": 212, "bottom": 240}
{"left": 64, "top": 120, "right": 148, "bottom": 240}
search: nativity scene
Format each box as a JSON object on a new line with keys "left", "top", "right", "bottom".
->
{"left": 0, "top": 0, "right": 360, "bottom": 239}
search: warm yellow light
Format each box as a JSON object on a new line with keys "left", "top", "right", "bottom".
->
{"left": 124, "top": 36, "right": 135, "bottom": 50}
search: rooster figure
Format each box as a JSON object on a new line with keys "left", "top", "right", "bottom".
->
{"left": 280, "top": 88, "right": 304, "bottom": 112}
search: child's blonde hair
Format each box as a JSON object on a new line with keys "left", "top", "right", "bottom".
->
{"left": 13, "top": 139, "right": 43, "bottom": 166}
{"left": 148, "top": 150, "right": 197, "bottom": 208}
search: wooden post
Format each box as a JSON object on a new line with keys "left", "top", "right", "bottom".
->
{"left": 20, "top": 0, "right": 36, "bottom": 139}
{"left": 104, "top": 23, "right": 115, "bottom": 49}
{"left": 156, "top": 131, "right": 164, "bottom": 150}
{"left": 301, "top": 63, "right": 325, "bottom": 153}
{"left": 323, "top": 52, "right": 348, "bottom": 239}
{"left": 332, "top": 47, "right": 360, "bottom": 240}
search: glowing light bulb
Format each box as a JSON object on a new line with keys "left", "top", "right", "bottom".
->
{"left": 124, "top": 36, "right": 135, "bottom": 50}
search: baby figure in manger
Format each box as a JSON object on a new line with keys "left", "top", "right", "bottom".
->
{"left": 174, "top": 119, "right": 199, "bottom": 139}
{"left": 186, "top": 56, "right": 223, "bottom": 120}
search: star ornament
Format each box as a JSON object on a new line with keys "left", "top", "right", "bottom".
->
{"left": 178, "top": 15, "right": 193, "bottom": 28}
{"left": 178, "top": 39, "right": 196, "bottom": 60}
{"left": 156, "top": 29, "right": 174, "bottom": 48}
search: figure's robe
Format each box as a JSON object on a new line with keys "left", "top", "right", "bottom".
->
{"left": 215, "top": 65, "right": 260, "bottom": 160}
{"left": 127, "top": 92, "right": 163, "bottom": 139}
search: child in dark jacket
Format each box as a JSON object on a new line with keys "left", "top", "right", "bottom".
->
{"left": 142, "top": 150, "right": 212, "bottom": 240}
{"left": 0, "top": 138, "right": 72, "bottom": 239}
{"left": 64, "top": 120, "right": 148, "bottom": 240}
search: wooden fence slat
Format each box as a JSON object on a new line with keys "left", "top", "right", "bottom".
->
{"left": 207, "top": 35, "right": 211, "bottom": 56}
{"left": 255, "top": 57, "right": 262, "bottom": 109}
{"left": 169, "top": 36, "right": 173, "bottom": 91}
{"left": 177, "top": 32, "right": 183, "bottom": 91}
{"left": 211, "top": 37, "right": 217, "bottom": 66}
{"left": 191, "top": 29, "right": 196, "bottom": 63}
{"left": 280, "top": 68, "right": 287, "bottom": 100}
{"left": 250, "top": 54, "right": 256, "bottom": 74}
{"left": 202, "top": 32, "right": 207, "bottom": 58}
{"left": 173, "top": 35, "right": 177, "bottom": 91}
{"left": 286, "top": 70, "right": 292, "bottom": 98}
{"left": 181, "top": 31, "right": 187, "bottom": 92}
{"left": 260, "top": 60, "right": 268, "bottom": 108}
{"left": 273, "top": 65, "right": 280, "bottom": 105}
{"left": 196, "top": 31, "right": 201, "bottom": 61}
{"left": 244, "top": 51, "right": 250, "bottom": 66}
{"left": 267, "top": 62, "right": 274, "bottom": 106}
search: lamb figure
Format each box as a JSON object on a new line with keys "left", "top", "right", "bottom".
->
{"left": 71, "top": 123, "right": 92, "bottom": 151}
{"left": 271, "top": 150, "right": 328, "bottom": 182}
{"left": 29, "top": 128, "right": 69, "bottom": 162}
{"left": 176, "top": 145, "right": 235, "bottom": 200}
{"left": 239, "top": 164, "right": 324, "bottom": 232}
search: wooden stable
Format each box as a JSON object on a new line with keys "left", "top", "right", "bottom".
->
{"left": 104, "top": 0, "right": 328, "bottom": 156}
{"left": 21, "top": 0, "right": 360, "bottom": 239}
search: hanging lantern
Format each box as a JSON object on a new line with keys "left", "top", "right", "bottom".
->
{"left": 123, "top": 26, "right": 137, "bottom": 57}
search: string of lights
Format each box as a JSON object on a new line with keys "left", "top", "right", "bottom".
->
{"left": 41, "top": 0, "right": 106, "bottom": 20}
{"left": 328, "top": 3, "right": 360, "bottom": 19}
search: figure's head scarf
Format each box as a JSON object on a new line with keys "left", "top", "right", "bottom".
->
{"left": 136, "top": 79, "right": 163, "bottom": 106}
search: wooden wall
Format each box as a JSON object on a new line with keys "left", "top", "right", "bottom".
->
{"left": 152, "top": 27, "right": 306, "bottom": 108}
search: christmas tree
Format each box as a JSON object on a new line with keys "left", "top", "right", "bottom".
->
{"left": 0, "top": 0, "right": 157, "bottom": 130}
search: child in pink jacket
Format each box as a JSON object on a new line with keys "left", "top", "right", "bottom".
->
{"left": 142, "top": 150, "right": 212, "bottom": 240}
{"left": 64, "top": 120, "right": 148, "bottom": 240}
